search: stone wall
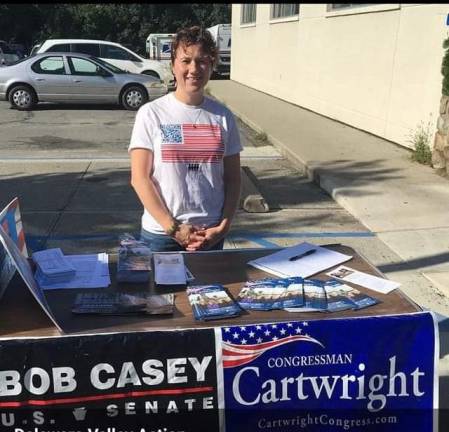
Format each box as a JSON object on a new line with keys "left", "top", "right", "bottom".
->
{"left": 432, "top": 95, "right": 449, "bottom": 176}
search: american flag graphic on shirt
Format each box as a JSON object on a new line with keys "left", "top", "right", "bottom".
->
{"left": 160, "top": 123, "right": 224, "bottom": 163}
{"left": 221, "top": 321, "right": 324, "bottom": 368}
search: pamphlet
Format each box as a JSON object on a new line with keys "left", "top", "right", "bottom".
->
{"left": 72, "top": 292, "right": 174, "bottom": 315}
{"left": 327, "top": 265, "right": 400, "bottom": 294}
{"left": 117, "top": 234, "right": 152, "bottom": 283}
{"left": 341, "top": 285, "right": 380, "bottom": 310}
{"left": 36, "top": 253, "right": 111, "bottom": 290}
{"left": 324, "top": 280, "right": 358, "bottom": 312}
{"left": 237, "top": 277, "right": 304, "bottom": 311}
{"left": 237, "top": 285, "right": 287, "bottom": 311}
{"left": 153, "top": 253, "right": 187, "bottom": 285}
{"left": 187, "top": 284, "right": 241, "bottom": 321}
{"left": 247, "top": 242, "right": 352, "bottom": 278}
{"left": 302, "top": 279, "right": 327, "bottom": 312}
{"left": 32, "top": 248, "right": 76, "bottom": 284}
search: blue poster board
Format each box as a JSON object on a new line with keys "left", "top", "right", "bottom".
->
{"left": 220, "top": 312, "right": 438, "bottom": 431}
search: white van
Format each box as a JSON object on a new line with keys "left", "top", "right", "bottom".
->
{"left": 34, "top": 39, "right": 175, "bottom": 89}
{"left": 206, "top": 24, "right": 231, "bottom": 76}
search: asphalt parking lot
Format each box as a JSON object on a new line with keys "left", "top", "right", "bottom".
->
{"left": 0, "top": 95, "right": 378, "bottom": 256}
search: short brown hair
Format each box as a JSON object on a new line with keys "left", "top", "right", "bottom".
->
{"left": 171, "top": 26, "right": 218, "bottom": 66}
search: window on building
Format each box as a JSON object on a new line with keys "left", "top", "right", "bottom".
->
{"left": 270, "top": 4, "right": 300, "bottom": 19}
{"left": 241, "top": 4, "right": 257, "bottom": 24}
{"left": 328, "top": 4, "right": 376, "bottom": 11}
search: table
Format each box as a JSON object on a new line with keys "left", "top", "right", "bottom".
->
{"left": 0, "top": 245, "right": 420, "bottom": 337}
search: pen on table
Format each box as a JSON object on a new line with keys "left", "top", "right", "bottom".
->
{"left": 289, "top": 249, "right": 317, "bottom": 261}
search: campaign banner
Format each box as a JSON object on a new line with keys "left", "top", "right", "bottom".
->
{"left": 0, "top": 328, "right": 220, "bottom": 432}
{"left": 219, "top": 312, "right": 438, "bottom": 432}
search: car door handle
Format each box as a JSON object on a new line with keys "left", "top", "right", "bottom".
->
{"left": 72, "top": 79, "right": 82, "bottom": 83}
{"left": 36, "top": 78, "right": 45, "bottom": 81}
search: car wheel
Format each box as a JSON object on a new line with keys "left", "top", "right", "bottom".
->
{"left": 142, "top": 70, "right": 160, "bottom": 79}
{"left": 121, "top": 85, "right": 148, "bottom": 111}
{"left": 9, "top": 85, "right": 37, "bottom": 110}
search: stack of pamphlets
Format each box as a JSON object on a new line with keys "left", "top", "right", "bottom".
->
{"left": 235, "top": 277, "right": 380, "bottom": 313}
{"left": 237, "top": 277, "right": 304, "bottom": 310}
{"left": 187, "top": 284, "right": 241, "bottom": 321}
{"left": 72, "top": 292, "right": 174, "bottom": 315}
{"left": 117, "top": 234, "right": 152, "bottom": 283}
{"left": 284, "top": 279, "right": 380, "bottom": 312}
{"left": 32, "top": 248, "right": 76, "bottom": 285}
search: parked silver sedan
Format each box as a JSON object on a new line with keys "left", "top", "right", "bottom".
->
{"left": 0, "top": 52, "right": 168, "bottom": 110}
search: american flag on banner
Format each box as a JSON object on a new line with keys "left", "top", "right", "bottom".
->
{"left": 160, "top": 123, "right": 224, "bottom": 163}
{"left": 221, "top": 321, "right": 324, "bottom": 368}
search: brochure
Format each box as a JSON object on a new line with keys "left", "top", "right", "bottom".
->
{"left": 35, "top": 253, "right": 111, "bottom": 290}
{"left": 327, "top": 265, "right": 400, "bottom": 294}
{"left": 32, "top": 248, "right": 76, "bottom": 284}
{"left": 324, "top": 280, "right": 358, "bottom": 312}
{"left": 187, "top": 284, "right": 241, "bottom": 321}
{"left": 117, "top": 234, "right": 152, "bottom": 283}
{"left": 153, "top": 253, "right": 187, "bottom": 285}
{"left": 72, "top": 292, "right": 174, "bottom": 315}
{"left": 247, "top": 242, "right": 352, "bottom": 278}
{"left": 302, "top": 279, "right": 327, "bottom": 312}
{"left": 237, "top": 277, "right": 304, "bottom": 311}
{"left": 342, "top": 285, "right": 380, "bottom": 310}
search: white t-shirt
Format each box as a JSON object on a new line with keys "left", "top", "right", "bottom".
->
{"left": 129, "top": 93, "right": 242, "bottom": 234}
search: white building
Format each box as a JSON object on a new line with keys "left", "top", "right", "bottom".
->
{"left": 231, "top": 4, "right": 449, "bottom": 149}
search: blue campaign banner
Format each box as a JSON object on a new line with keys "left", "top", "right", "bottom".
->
{"left": 219, "top": 312, "right": 438, "bottom": 432}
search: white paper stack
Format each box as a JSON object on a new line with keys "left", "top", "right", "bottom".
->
{"left": 248, "top": 242, "right": 353, "bottom": 278}
{"left": 32, "top": 248, "right": 76, "bottom": 284}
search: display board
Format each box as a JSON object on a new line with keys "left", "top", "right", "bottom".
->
{"left": 0, "top": 312, "right": 438, "bottom": 432}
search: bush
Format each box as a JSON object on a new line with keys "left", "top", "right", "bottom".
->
{"left": 408, "top": 120, "right": 433, "bottom": 165}
{"left": 442, "top": 37, "right": 449, "bottom": 96}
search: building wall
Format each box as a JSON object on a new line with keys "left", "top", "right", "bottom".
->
{"left": 231, "top": 4, "right": 449, "bottom": 148}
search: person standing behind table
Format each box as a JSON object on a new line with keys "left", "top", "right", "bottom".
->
{"left": 129, "top": 26, "right": 242, "bottom": 252}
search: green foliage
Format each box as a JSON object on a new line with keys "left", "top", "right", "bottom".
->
{"left": 442, "top": 37, "right": 449, "bottom": 96}
{"left": 408, "top": 119, "right": 433, "bottom": 166}
{"left": 1, "top": 4, "right": 231, "bottom": 54}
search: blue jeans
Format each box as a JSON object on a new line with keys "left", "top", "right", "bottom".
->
{"left": 140, "top": 228, "right": 225, "bottom": 252}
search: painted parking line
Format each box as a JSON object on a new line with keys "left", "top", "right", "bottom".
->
{"left": 26, "top": 231, "right": 375, "bottom": 251}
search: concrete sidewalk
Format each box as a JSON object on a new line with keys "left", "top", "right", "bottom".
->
{"left": 207, "top": 80, "right": 449, "bottom": 312}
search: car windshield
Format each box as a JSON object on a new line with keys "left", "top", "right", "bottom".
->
{"left": 5, "top": 56, "right": 29, "bottom": 66}
{"left": 91, "top": 56, "right": 126, "bottom": 74}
